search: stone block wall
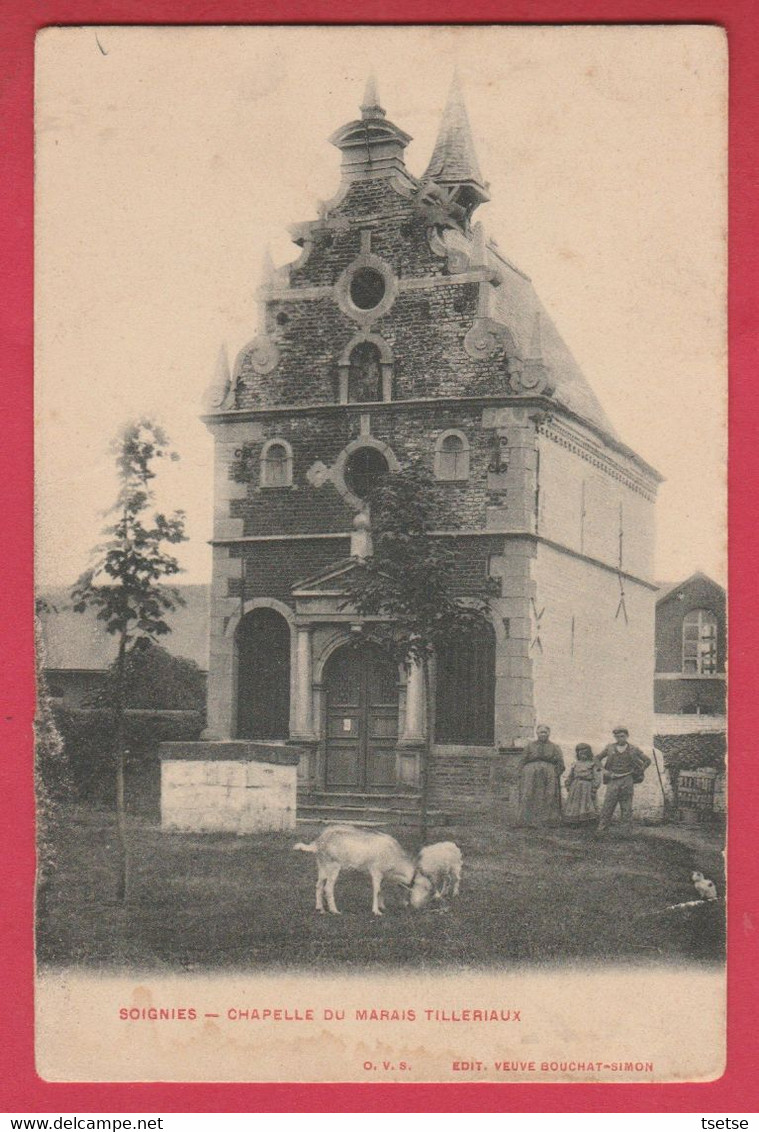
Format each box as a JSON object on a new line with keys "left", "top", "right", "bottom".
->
{"left": 160, "top": 742, "right": 300, "bottom": 834}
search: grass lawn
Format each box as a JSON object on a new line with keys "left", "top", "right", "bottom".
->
{"left": 37, "top": 803, "right": 725, "bottom": 971}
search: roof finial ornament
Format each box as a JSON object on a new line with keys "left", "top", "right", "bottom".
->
{"left": 260, "top": 243, "right": 276, "bottom": 289}
{"left": 360, "top": 73, "right": 386, "bottom": 120}
{"left": 203, "top": 342, "right": 233, "bottom": 411}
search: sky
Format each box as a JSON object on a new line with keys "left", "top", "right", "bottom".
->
{"left": 35, "top": 24, "right": 727, "bottom": 590}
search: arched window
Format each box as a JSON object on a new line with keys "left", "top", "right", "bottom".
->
{"left": 682, "top": 609, "right": 718, "bottom": 674}
{"left": 348, "top": 341, "right": 383, "bottom": 403}
{"left": 344, "top": 446, "right": 389, "bottom": 500}
{"left": 236, "top": 607, "right": 291, "bottom": 739}
{"left": 435, "top": 621, "right": 496, "bottom": 745}
{"left": 260, "top": 439, "right": 292, "bottom": 487}
{"left": 434, "top": 430, "right": 470, "bottom": 481}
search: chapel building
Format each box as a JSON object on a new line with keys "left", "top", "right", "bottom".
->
{"left": 202, "top": 79, "right": 662, "bottom": 821}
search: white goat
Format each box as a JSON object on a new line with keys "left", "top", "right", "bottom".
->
{"left": 293, "top": 825, "right": 415, "bottom": 916}
{"left": 408, "top": 841, "right": 463, "bottom": 909}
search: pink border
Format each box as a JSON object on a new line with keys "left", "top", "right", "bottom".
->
{"left": 2, "top": 1, "right": 756, "bottom": 1112}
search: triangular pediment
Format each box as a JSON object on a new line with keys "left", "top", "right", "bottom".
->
{"left": 291, "top": 557, "right": 358, "bottom": 596}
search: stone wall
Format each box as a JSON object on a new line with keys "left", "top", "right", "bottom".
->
{"left": 160, "top": 741, "right": 301, "bottom": 834}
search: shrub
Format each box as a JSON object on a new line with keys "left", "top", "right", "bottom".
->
{"left": 53, "top": 707, "right": 204, "bottom": 802}
{"left": 93, "top": 639, "right": 207, "bottom": 712}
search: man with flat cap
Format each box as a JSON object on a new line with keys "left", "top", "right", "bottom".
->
{"left": 596, "top": 726, "right": 651, "bottom": 835}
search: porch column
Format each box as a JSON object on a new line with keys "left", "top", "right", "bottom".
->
{"left": 293, "top": 625, "right": 315, "bottom": 738}
{"left": 401, "top": 660, "right": 426, "bottom": 744}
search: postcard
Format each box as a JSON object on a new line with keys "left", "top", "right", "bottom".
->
{"left": 34, "top": 24, "right": 727, "bottom": 1084}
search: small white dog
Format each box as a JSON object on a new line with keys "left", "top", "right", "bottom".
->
{"left": 408, "top": 841, "right": 463, "bottom": 910}
{"left": 692, "top": 871, "right": 718, "bottom": 901}
{"left": 293, "top": 825, "right": 415, "bottom": 916}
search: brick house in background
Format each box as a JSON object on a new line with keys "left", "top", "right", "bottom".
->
{"left": 201, "top": 78, "right": 663, "bottom": 820}
{"left": 654, "top": 572, "right": 726, "bottom": 722}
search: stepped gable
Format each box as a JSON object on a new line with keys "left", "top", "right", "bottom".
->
{"left": 232, "top": 76, "right": 619, "bottom": 444}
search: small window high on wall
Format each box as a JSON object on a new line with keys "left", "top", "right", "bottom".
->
{"left": 682, "top": 608, "right": 718, "bottom": 674}
{"left": 260, "top": 439, "right": 293, "bottom": 487}
{"left": 435, "top": 621, "right": 496, "bottom": 745}
{"left": 435, "top": 430, "right": 470, "bottom": 481}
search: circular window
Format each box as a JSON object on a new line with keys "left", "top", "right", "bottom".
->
{"left": 344, "top": 447, "right": 389, "bottom": 500}
{"left": 349, "top": 268, "right": 386, "bottom": 311}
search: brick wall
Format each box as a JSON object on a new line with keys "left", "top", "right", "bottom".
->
{"left": 234, "top": 179, "right": 508, "bottom": 411}
{"left": 655, "top": 575, "right": 726, "bottom": 673}
{"left": 654, "top": 731, "right": 726, "bottom": 771}
{"left": 654, "top": 678, "right": 726, "bottom": 715}
{"left": 231, "top": 539, "right": 351, "bottom": 608}
{"left": 217, "top": 403, "right": 540, "bottom": 540}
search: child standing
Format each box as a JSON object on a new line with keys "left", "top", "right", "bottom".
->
{"left": 564, "top": 743, "right": 602, "bottom": 825}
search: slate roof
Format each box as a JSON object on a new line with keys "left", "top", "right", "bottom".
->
{"left": 485, "top": 244, "right": 620, "bottom": 440}
{"left": 655, "top": 572, "right": 725, "bottom": 606}
{"left": 38, "top": 583, "right": 210, "bottom": 672}
{"left": 423, "top": 75, "right": 488, "bottom": 196}
{"left": 419, "top": 78, "right": 623, "bottom": 446}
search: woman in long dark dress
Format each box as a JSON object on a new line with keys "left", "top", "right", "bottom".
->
{"left": 517, "top": 725, "right": 565, "bottom": 827}
{"left": 563, "top": 743, "right": 602, "bottom": 826}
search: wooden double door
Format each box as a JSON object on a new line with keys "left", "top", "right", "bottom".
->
{"left": 324, "top": 644, "right": 399, "bottom": 791}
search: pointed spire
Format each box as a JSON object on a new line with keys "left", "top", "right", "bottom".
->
{"left": 214, "top": 342, "right": 231, "bottom": 386}
{"left": 424, "top": 74, "right": 490, "bottom": 215}
{"left": 203, "top": 343, "right": 232, "bottom": 411}
{"left": 360, "top": 73, "right": 385, "bottom": 120}
{"left": 260, "top": 244, "right": 276, "bottom": 289}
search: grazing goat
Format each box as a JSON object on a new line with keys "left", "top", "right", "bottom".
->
{"left": 409, "top": 841, "right": 463, "bottom": 909}
{"left": 293, "top": 825, "right": 415, "bottom": 916}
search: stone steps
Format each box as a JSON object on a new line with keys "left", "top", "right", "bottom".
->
{"left": 296, "top": 791, "right": 449, "bottom": 828}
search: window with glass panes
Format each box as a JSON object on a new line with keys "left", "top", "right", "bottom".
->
{"left": 682, "top": 608, "right": 718, "bottom": 674}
